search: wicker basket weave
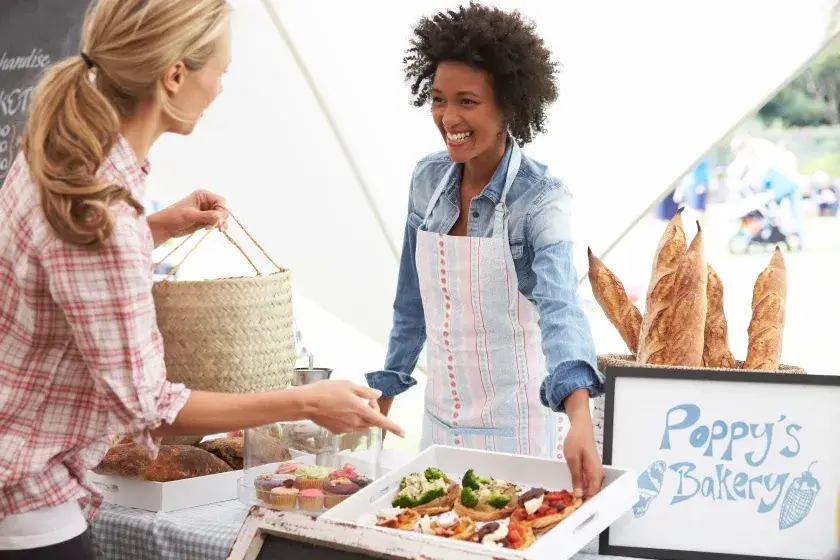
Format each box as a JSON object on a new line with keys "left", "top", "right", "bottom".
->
{"left": 597, "top": 353, "right": 806, "bottom": 374}
{"left": 152, "top": 213, "right": 296, "bottom": 396}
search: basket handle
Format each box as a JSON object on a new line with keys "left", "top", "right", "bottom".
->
{"left": 154, "top": 210, "right": 283, "bottom": 281}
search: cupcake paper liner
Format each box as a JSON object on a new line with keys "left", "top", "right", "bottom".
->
{"left": 270, "top": 492, "right": 298, "bottom": 511}
{"left": 295, "top": 477, "right": 327, "bottom": 491}
{"left": 298, "top": 495, "right": 325, "bottom": 511}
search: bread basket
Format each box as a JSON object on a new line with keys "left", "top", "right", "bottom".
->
{"left": 596, "top": 353, "right": 806, "bottom": 374}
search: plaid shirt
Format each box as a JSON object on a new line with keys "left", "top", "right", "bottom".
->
{"left": 0, "top": 137, "right": 190, "bottom": 521}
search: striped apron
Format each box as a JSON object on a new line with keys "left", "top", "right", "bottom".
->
{"left": 416, "top": 143, "right": 566, "bottom": 460}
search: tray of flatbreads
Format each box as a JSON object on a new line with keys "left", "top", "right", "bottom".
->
{"left": 321, "top": 445, "right": 638, "bottom": 560}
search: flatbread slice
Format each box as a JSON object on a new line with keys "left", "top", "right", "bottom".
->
{"left": 413, "top": 482, "right": 459, "bottom": 516}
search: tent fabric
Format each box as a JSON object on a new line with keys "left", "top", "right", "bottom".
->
{"left": 144, "top": 0, "right": 839, "bottom": 363}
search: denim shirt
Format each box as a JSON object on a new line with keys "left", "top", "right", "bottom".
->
{"left": 366, "top": 141, "right": 605, "bottom": 413}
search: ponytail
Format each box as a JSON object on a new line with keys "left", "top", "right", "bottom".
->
{"left": 22, "top": 56, "right": 143, "bottom": 249}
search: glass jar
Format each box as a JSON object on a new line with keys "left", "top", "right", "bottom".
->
{"left": 238, "top": 421, "right": 382, "bottom": 514}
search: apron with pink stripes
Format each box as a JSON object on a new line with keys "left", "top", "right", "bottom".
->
{"left": 416, "top": 144, "right": 567, "bottom": 460}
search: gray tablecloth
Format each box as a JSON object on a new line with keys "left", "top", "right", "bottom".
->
{"left": 91, "top": 500, "right": 246, "bottom": 560}
{"left": 90, "top": 499, "right": 637, "bottom": 560}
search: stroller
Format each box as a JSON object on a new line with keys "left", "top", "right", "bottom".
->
{"left": 727, "top": 191, "right": 802, "bottom": 254}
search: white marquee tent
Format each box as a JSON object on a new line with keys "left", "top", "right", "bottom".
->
{"left": 144, "top": 0, "right": 840, "bottom": 443}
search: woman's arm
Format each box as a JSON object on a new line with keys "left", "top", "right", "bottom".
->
{"left": 42, "top": 208, "right": 403, "bottom": 455}
{"left": 366, "top": 177, "right": 427, "bottom": 415}
{"left": 524, "top": 182, "right": 604, "bottom": 422}
{"left": 153, "top": 381, "right": 404, "bottom": 438}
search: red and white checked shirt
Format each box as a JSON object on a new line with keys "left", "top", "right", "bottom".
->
{"left": 0, "top": 137, "right": 190, "bottom": 521}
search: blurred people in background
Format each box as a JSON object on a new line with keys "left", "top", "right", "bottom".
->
{"left": 811, "top": 170, "right": 839, "bottom": 217}
{"left": 727, "top": 135, "right": 806, "bottom": 246}
{"left": 674, "top": 159, "right": 710, "bottom": 226}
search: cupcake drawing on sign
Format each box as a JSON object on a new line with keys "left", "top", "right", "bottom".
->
{"left": 779, "top": 461, "right": 821, "bottom": 530}
{"left": 633, "top": 460, "right": 667, "bottom": 518}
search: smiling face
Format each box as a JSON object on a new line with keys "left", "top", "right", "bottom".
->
{"left": 431, "top": 61, "right": 505, "bottom": 163}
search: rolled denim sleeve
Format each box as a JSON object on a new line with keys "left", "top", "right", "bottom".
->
{"left": 366, "top": 181, "right": 427, "bottom": 398}
{"left": 527, "top": 182, "right": 605, "bottom": 413}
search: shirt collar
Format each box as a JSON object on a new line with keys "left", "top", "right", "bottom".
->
{"left": 108, "top": 136, "right": 151, "bottom": 200}
{"left": 446, "top": 136, "right": 515, "bottom": 205}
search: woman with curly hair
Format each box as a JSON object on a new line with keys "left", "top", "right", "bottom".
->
{"left": 367, "top": 3, "right": 605, "bottom": 498}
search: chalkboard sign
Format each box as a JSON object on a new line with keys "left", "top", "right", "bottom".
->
{"left": 257, "top": 533, "right": 396, "bottom": 559}
{"left": 600, "top": 366, "right": 840, "bottom": 560}
{"left": 0, "top": 0, "right": 89, "bottom": 184}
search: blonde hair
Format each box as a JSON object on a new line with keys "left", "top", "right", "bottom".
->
{"left": 22, "top": 0, "right": 229, "bottom": 248}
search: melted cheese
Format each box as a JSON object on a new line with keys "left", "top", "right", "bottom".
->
{"left": 481, "top": 522, "right": 509, "bottom": 545}
{"left": 524, "top": 494, "right": 544, "bottom": 515}
{"left": 375, "top": 507, "right": 403, "bottom": 524}
{"left": 397, "top": 474, "right": 447, "bottom": 502}
{"left": 436, "top": 511, "right": 459, "bottom": 528}
{"left": 416, "top": 515, "right": 436, "bottom": 534}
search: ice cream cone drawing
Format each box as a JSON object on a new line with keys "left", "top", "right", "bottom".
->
{"left": 633, "top": 460, "right": 667, "bottom": 518}
{"left": 779, "top": 461, "right": 821, "bottom": 530}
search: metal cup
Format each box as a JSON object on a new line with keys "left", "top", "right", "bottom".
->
{"left": 292, "top": 367, "right": 333, "bottom": 386}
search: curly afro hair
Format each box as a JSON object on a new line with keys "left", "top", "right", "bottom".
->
{"left": 403, "top": 2, "right": 560, "bottom": 146}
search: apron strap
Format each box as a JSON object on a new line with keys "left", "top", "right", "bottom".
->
{"left": 492, "top": 141, "right": 523, "bottom": 238}
{"left": 421, "top": 165, "right": 457, "bottom": 229}
{"left": 422, "top": 138, "right": 522, "bottom": 235}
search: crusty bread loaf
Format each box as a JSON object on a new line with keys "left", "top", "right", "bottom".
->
{"left": 244, "top": 428, "right": 293, "bottom": 469}
{"left": 197, "top": 437, "right": 245, "bottom": 470}
{"left": 744, "top": 247, "right": 787, "bottom": 370}
{"left": 637, "top": 209, "right": 687, "bottom": 363}
{"left": 703, "top": 264, "right": 737, "bottom": 369}
{"left": 652, "top": 223, "right": 707, "bottom": 367}
{"left": 93, "top": 444, "right": 232, "bottom": 482}
{"left": 587, "top": 247, "right": 643, "bottom": 353}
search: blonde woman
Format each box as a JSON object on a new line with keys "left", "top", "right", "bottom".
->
{"left": 0, "top": 1, "right": 402, "bottom": 556}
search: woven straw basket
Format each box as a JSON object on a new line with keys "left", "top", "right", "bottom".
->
{"left": 597, "top": 353, "right": 806, "bottom": 374}
{"left": 152, "top": 213, "right": 296, "bottom": 397}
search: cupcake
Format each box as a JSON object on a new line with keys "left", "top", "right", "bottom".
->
{"left": 254, "top": 474, "right": 294, "bottom": 503}
{"left": 351, "top": 475, "right": 372, "bottom": 488}
{"left": 329, "top": 463, "right": 359, "bottom": 481}
{"left": 293, "top": 465, "right": 333, "bottom": 490}
{"left": 275, "top": 462, "right": 304, "bottom": 475}
{"left": 298, "top": 489, "right": 325, "bottom": 510}
{"left": 322, "top": 478, "right": 360, "bottom": 509}
{"left": 270, "top": 485, "right": 299, "bottom": 510}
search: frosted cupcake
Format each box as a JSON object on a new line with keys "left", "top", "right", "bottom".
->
{"left": 351, "top": 475, "right": 372, "bottom": 489}
{"left": 254, "top": 474, "right": 294, "bottom": 503}
{"left": 322, "top": 478, "right": 360, "bottom": 509}
{"left": 329, "top": 463, "right": 359, "bottom": 481}
{"left": 269, "top": 486, "right": 299, "bottom": 510}
{"left": 293, "top": 465, "right": 333, "bottom": 490}
{"left": 298, "top": 489, "right": 325, "bottom": 510}
{"left": 275, "top": 462, "right": 304, "bottom": 475}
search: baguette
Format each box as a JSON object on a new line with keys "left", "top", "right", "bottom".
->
{"left": 744, "top": 247, "right": 787, "bottom": 370}
{"left": 703, "top": 264, "right": 737, "bottom": 369}
{"left": 653, "top": 222, "right": 707, "bottom": 367}
{"left": 587, "top": 247, "right": 643, "bottom": 354}
{"left": 637, "top": 209, "right": 687, "bottom": 363}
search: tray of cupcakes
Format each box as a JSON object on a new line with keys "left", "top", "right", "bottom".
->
{"left": 247, "top": 461, "right": 374, "bottom": 513}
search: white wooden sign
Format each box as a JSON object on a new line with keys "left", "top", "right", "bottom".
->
{"left": 600, "top": 366, "right": 840, "bottom": 560}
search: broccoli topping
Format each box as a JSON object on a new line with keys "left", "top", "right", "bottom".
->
{"left": 392, "top": 494, "right": 416, "bottom": 508}
{"left": 460, "top": 486, "right": 479, "bottom": 508}
{"left": 487, "top": 493, "right": 512, "bottom": 509}
{"left": 461, "top": 469, "right": 481, "bottom": 490}
{"left": 418, "top": 487, "right": 446, "bottom": 505}
{"left": 424, "top": 467, "right": 445, "bottom": 481}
